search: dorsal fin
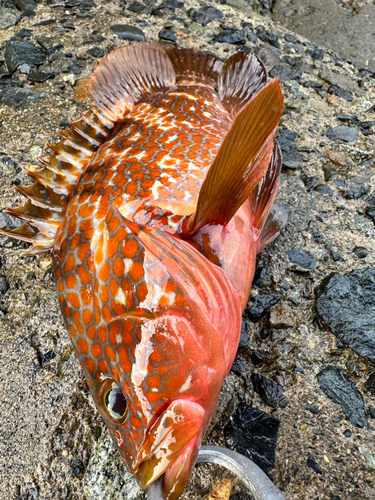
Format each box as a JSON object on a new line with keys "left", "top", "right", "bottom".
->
{"left": 218, "top": 50, "right": 267, "bottom": 115}
{"left": 0, "top": 105, "right": 112, "bottom": 255}
{"left": 166, "top": 47, "right": 223, "bottom": 87}
{"left": 1, "top": 43, "right": 177, "bottom": 256}
{"left": 182, "top": 79, "right": 284, "bottom": 236}
{"left": 90, "top": 42, "right": 176, "bottom": 123}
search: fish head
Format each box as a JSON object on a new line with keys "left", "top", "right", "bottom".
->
{"left": 89, "top": 303, "right": 227, "bottom": 500}
{"left": 82, "top": 217, "right": 241, "bottom": 499}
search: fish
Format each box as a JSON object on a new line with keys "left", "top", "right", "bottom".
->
{"left": 1, "top": 42, "right": 286, "bottom": 499}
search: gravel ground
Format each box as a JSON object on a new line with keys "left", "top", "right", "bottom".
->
{"left": 0, "top": 1, "right": 375, "bottom": 500}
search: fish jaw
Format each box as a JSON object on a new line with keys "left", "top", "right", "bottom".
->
{"left": 135, "top": 399, "right": 205, "bottom": 490}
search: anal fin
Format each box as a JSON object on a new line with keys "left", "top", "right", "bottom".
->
{"left": 258, "top": 204, "right": 288, "bottom": 253}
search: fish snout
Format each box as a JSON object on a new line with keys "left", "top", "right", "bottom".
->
{"left": 133, "top": 399, "right": 205, "bottom": 492}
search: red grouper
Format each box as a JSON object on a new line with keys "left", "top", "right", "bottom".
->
{"left": 2, "top": 42, "right": 286, "bottom": 499}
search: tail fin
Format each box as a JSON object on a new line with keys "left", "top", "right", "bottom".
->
{"left": 183, "top": 79, "right": 284, "bottom": 235}
{"left": 250, "top": 142, "right": 288, "bottom": 253}
{"left": 0, "top": 43, "right": 177, "bottom": 256}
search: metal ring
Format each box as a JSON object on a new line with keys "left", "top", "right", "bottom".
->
{"left": 147, "top": 445, "right": 286, "bottom": 500}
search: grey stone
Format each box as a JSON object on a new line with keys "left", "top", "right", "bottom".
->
{"left": 253, "top": 45, "right": 281, "bottom": 68}
{"left": 5, "top": 38, "right": 46, "bottom": 73}
{"left": 362, "top": 449, "right": 375, "bottom": 472}
{"left": 0, "top": 7, "right": 21, "bottom": 30}
{"left": 15, "top": 0, "right": 37, "bottom": 9}
{"left": 251, "top": 373, "right": 284, "bottom": 408}
{"left": 83, "top": 434, "right": 145, "bottom": 500}
{"left": 326, "top": 125, "right": 358, "bottom": 143}
{"left": 316, "top": 268, "right": 375, "bottom": 364}
{"left": 319, "top": 68, "right": 361, "bottom": 96}
{"left": 288, "top": 248, "right": 316, "bottom": 270}
{"left": 282, "top": 152, "right": 302, "bottom": 170}
{"left": 269, "top": 63, "right": 302, "bottom": 82}
{"left": 159, "top": 29, "right": 176, "bottom": 42}
{"left": 248, "top": 294, "right": 282, "bottom": 322}
{"left": 317, "top": 366, "right": 368, "bottom": 428}
{"left": 0, "top": 87, "right": 45, "bottom": 107}
{"left": 213, "top": 30, "right": 246, "bottom": 45}
{"left": 110, "top": 25, "right": 146, "bottom": 42}
{"left": 224, "top": 403, "right": 280, "bottom": 474}
{"left": 187, "top": 6, "right": 223, "bottom": 26}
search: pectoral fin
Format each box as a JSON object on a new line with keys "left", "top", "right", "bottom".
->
{"left": 183, "top": 79, "right": 284, "bottom": 235}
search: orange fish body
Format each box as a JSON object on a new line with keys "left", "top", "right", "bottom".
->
{"left": 3, "top": 43, "right": 285, "bottom": 499}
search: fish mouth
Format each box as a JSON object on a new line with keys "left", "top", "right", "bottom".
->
{"left": 133, "top": 399, "right": 205, "bottom": 496}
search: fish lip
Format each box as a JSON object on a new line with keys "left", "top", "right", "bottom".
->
{"left": 131, "top": 399, "right": 205, "bottom": 490}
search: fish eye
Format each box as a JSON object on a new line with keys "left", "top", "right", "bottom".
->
{"left": 102, "top": 381, "right": 127, "bottom": 423}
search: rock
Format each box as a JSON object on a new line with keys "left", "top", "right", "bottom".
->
{"left": 366, "top": 205, "right": 375, "bottom": 224}
{"left": 269, "top": 64, "right": 302, "bottom": 82}
{"left": 86, "top": 47, "right": 105, "bottom": 58}
{"left": 365, "top": 372, "right": 375, "bottom": 395}
{"left": 0, "top": 87, "right": 45, "bottom": 108}
{"left": 253, "top": 46, "right": 281, "bottom": 68}
{"left": 256, "top": 27, "right": 280, "bottom": 48}
{"left": 159, "top": 29, "right": 176, "bottom": 42}
{"left": 251, "top": 373, "right": 284, "bottom": 408}
{"left": 301, "top": 175, "right": 318, "bottom": 191}
{"left": 27, "top": 71, "right": 54, "bottom": 83}
{"left": 127, "top": 1, "right": 152, "bottom": 15}
{"left": 73, "top": 78, "right": 91, "bottom": 102}
{"left": 110, "top": 25, "right": 146, "bottom": 42}
{"left": 239, "top": 320, "right": 249, "bottom": 348}
{"left": 315, "top": 268, "right": 375, "bottom": 364}
{"left": 306, "top": 405, "right": 320, "bottom": 415}
{"left": 269, "top": 303, "right": 295, "bottom": 328}
{"left": 354, "top": 246, "right": 369, "bottom": 259}
{"left": 248, "top": 293, "right": 282, "bottom": 322}
{"left": 213, "top": 30, "right": 246, "bottom": 45}
{"left": 252, "top": 267, "right": 266, "bottom": 288}
{"left": 328, "top": 85, "right": 353, "bottom": 102}
{"left": 83, "top": 434, "right": 145, "bottom": 500}
{"left": 326, "top": 126, "right": 358, "bottom": 143}
{"left": 318, "top": 67, "right": 362, "bottom": 96}
{"left": 187, "top": 6, "right": 223, "bottom": 26}
{"left": 314, "top": 184, "right": 333, "bottom": 196}
{"left": 250, "top": 351, "right": 265, "bottom": 365}
{"left": 0, "top": 7, "right": 21, "bottom": 30}
{"left": 224, "top": 403, "right": 280, "bottom": 474}
{"left": 288, "top": 248, "right": 316, "bottom": 270}
{"left": 345, "top": 184, "right": 369, "bottom": 200}
{"left": 230, "top": 356, "right": 246, "bottom": 376}
{"left": 306, "top": 46, "right": 324, "bottom": 61}
{"left": 317, "top": 366, "right": 368, "bottom": 428}
{"left": 19, "top": 63, "right": 31, "bottom": 74}
{"left": 282, "top": 152, "right": 302, "bottom": 170}
{"left": 369, "top": 406, "right": 375, "bottom": 419}
{"left": 307, "top": 454, "right": 322, "bottom": 474}
{"left": 368, "top": 191, "right": 375, "bottom": 205}
{"left": 0, "top": 275, "right": 10, "bottom": 296}
{"left": 362, "top": 449, "right": 375, "bottom": 472}
{"left": 5, "top": 38, "right": 46, "bottom": 74}
{"left": 15, "top": 0, "right": 36, "bottom": 10}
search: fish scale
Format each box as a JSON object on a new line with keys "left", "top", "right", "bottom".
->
{"left": 1, "top": 42, "right": 286, "bottom": 500}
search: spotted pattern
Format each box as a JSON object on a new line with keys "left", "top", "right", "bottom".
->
{"left": 53, "top": 81, "right": 233, "bottom": 469}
